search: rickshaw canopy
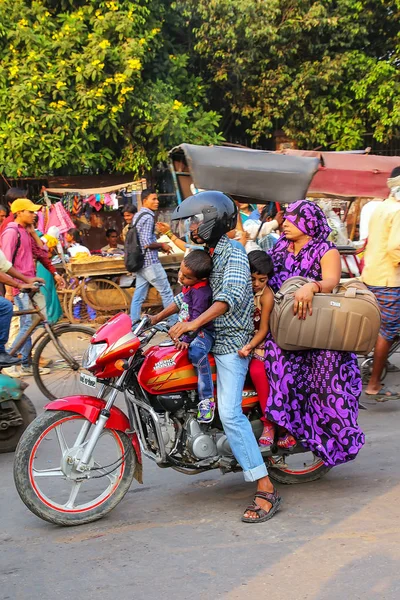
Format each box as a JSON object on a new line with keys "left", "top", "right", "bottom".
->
{"left": 169, "top": 144, "right": 320, "bottom": 204}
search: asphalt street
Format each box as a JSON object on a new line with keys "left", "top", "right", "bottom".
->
{"left": 1, "top": 359, "right": 400, "bottom": 600}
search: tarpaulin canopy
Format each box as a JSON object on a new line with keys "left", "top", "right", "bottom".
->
{"left": 281, "top": 150, "right": 400, "bottom": 198}
{"left": 45, "top": 181, "right": 142, "bottom": 195}
{"left": 170, "top": 144, "right": 320, "bottom": 204}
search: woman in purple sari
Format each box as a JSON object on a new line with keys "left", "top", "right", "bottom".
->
{"left": 264, "top": 200, "right": 365, "bottom": 466}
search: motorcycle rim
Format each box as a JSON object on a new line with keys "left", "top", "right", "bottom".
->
{"left": 28, "top": 414, "right": 126, "bottom": 514}
{"left": 267, "top": 450, "right": 330, "bottom": 484}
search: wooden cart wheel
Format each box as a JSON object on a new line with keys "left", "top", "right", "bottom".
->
{"left": 58, "top": 277, "right": 82, "bottom": 322}
{"left": 81, "top": 278, "right": 129, "bottom": 313}
{"left": 67, "top": 285, "right": 110, "bottom": 325}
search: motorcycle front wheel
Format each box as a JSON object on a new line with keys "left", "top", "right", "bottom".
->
{"left": 14, "top": 410, "right": 136, "bottom": 526}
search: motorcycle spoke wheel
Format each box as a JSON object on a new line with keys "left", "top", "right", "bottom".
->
{"left": 267, "top": 449, "right": 330, "bottom": 484}
{"left": 30, "top": 416, "right": 125, "bottom": 512}
{"left": 14, "top": 411, "right": 136, "bottom": 525}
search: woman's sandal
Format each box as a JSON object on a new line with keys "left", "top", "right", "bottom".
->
{"left": 259, "top": 424, "right": 275, "bottom": 448}
{"left": 241, "top": 489, "right": 282, "bottom": 524}
{"left": 277, "top": 433, "right": 297, "bottom": 449}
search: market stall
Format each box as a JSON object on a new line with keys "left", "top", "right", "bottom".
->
{"left": 38, "top": 180, "right": 184, "bottom": 322}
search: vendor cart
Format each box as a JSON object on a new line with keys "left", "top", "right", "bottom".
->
{"left": 59, "top": 253, "right": 184, "bottom": 324}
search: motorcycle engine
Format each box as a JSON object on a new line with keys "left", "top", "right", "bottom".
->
{"left": 185, "top": 416, "right": 218, "bottom": 460}
{"left": 148, "top": 413, "right": 177, "bottom": 454}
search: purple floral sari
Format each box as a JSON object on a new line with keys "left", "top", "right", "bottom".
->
{"left": 265, "top": 201, "right": 365, "bottom": 466}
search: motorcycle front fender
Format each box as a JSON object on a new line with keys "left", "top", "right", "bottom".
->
{"left": 44, "top": 395, "right": 142, "bottom": 464}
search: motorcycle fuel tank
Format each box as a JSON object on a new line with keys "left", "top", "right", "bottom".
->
{"left": 139, "top": 344, "right": 216, "bottom": 394}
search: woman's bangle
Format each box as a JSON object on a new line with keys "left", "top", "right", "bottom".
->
{"left": 311, "top": 280, "right": 322, "bottom": 293}
{"left": 165, "top": 230, "right": 173, "bottom": 238}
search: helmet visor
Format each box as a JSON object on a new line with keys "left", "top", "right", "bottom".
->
{"left": 171, "top": 213, "right": 205, "bottom": 240}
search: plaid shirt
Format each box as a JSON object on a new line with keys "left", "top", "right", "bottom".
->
{"left": 133, "top": 208, "right": 158, "bottom": 268}
{"left": 175, "top": 235, "right": 253, "bottom": 354}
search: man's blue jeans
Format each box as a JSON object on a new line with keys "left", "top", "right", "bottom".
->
{"left": 10, "top": 293, "right": 33, "bottom": 366}
{"left": 215, "top": 352, "right": 268, "bottom": 482}
{"left": 188, "top": 330, "right": 215, "bottom": 400}
{"left": 0, "top": 296, "right": 14, "bottom": 353}
{"left": 130, "top": 262, "right": 177, "bottom": 324}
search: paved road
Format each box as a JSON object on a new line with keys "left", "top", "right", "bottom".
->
{"left": 1, "top": 362, "right": 400, "bottom": 600}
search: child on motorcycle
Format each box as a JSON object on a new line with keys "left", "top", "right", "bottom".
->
{"left": 238, "top": 250, "right": 276, "bottom": 449}
{"left": 150, "top": 250, "right": 216, "bottom": 423}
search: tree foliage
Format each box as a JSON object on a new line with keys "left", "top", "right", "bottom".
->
{"left": 180, "top": 0, "right": 400, "bottom": 150}
{"left": 0, "top": 0, "right": 223, "bottom": 176}
{"left": 0, "top": 1, "right": 399, "bottom": 177}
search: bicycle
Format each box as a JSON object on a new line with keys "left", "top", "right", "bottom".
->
{"left": 8, "top": 286, "right": 95, "bottom": 401}
{"left": 359, "top": 334, "right": 400, "bottom": 384}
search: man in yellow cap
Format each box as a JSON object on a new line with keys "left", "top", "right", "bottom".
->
{"left": 1, "top": 198, "right": 55, "bottom": 377}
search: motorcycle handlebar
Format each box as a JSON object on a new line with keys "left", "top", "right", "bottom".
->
{"left": 132, "top": 317, "right": 170, "bottom": 346}
{"left": 153, "top": 322, "right": 170, "bottom": 334}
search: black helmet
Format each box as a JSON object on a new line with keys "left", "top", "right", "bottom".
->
{"left": 171, "top": 191, "right": 237, "bottom": 244}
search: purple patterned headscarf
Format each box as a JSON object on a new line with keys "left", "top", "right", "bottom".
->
{"left": 284, "top": 200, "right": 331, "bottom": 244}
{"left": 268, "top": 200, "right": 334, "bottom": 290}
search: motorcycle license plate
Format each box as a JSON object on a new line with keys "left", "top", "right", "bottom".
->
{"left": 80, "top": 372, "right": 97, "bottom": 389}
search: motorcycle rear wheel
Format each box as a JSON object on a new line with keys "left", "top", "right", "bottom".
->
{"left": 14, "top": 410, "right": 136, "bottom": 526}
{"left": 0, "top": 395, "right": 37, "bottom": 454}
{"left": 267, "top": 452, "right": 330, "bottom": 484}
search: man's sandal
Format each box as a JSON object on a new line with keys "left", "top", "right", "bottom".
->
{"left": 241, "top": 489, "right": 282, "bottom": 524}
{"left": 365, "top": 386, "right": 400, "bottom": 402}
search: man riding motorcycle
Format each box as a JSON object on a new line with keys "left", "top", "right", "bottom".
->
{"left": 153, "top": 191, "right": 282, "bottom": 523}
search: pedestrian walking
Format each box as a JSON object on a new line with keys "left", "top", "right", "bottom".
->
{"left": 362, "top": 166, "right": 400, "bottom": 400}
{"left": 129, "top": 189, "right": 177, "bottom": 324}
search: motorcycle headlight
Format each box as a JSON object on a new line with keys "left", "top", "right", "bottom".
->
{"left": 81, "top": 343, "right": 108, "bottom": 370}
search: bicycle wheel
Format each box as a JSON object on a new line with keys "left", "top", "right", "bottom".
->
{"left": 32, "top": 325, "right": 95, "bottom": 401}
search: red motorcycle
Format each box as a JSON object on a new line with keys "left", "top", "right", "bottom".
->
{"left": 14, "top": 314, "right": 330, "bottom": 526}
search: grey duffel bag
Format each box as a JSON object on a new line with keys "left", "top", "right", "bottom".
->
{"left": 270, "top": 276, "right": 381, "bottom": 353}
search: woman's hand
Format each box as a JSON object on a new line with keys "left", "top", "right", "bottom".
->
{"left": 238, "top": 344, "right": 253, "bottom": 358}
{"left": 156, "top": 222, "right": 170, "bottom": 235}
{"left": 293, "top": 283, "right": 317, "bottom": 319}
{"left": 54, "top": 273, "right": 66, "bottom": 289}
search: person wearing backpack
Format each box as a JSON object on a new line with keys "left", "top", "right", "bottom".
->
{"left": 128, "top": 189, "right": 177, "bottom": 324}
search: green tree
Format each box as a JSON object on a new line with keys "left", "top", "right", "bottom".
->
{"left": 0, "top": 0, "right": 223, "bottom": 177}
{"left": 180, "top": 0, "right": 400, "bottom": 150}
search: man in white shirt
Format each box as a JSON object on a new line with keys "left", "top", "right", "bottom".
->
{"left": 359, "top": 199, "right": 382, "bottom": 241}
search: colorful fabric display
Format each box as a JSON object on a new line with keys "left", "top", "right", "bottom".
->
{"left": 45, "top": 201, "right": 75, "bottom": 234}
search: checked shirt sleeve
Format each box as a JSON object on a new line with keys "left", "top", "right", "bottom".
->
{"left": 137, "top": 214, "right": 154, "bottom": 249}
{"left": 213, "top": 248, "right": 249, "bottom": 313}
{"left": 173, "top": 291, "right": 184, "bottom": 310}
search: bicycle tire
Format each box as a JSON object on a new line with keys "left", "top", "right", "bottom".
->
{"left": 32, "top": 325, "right": 95, "bottom": 401}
